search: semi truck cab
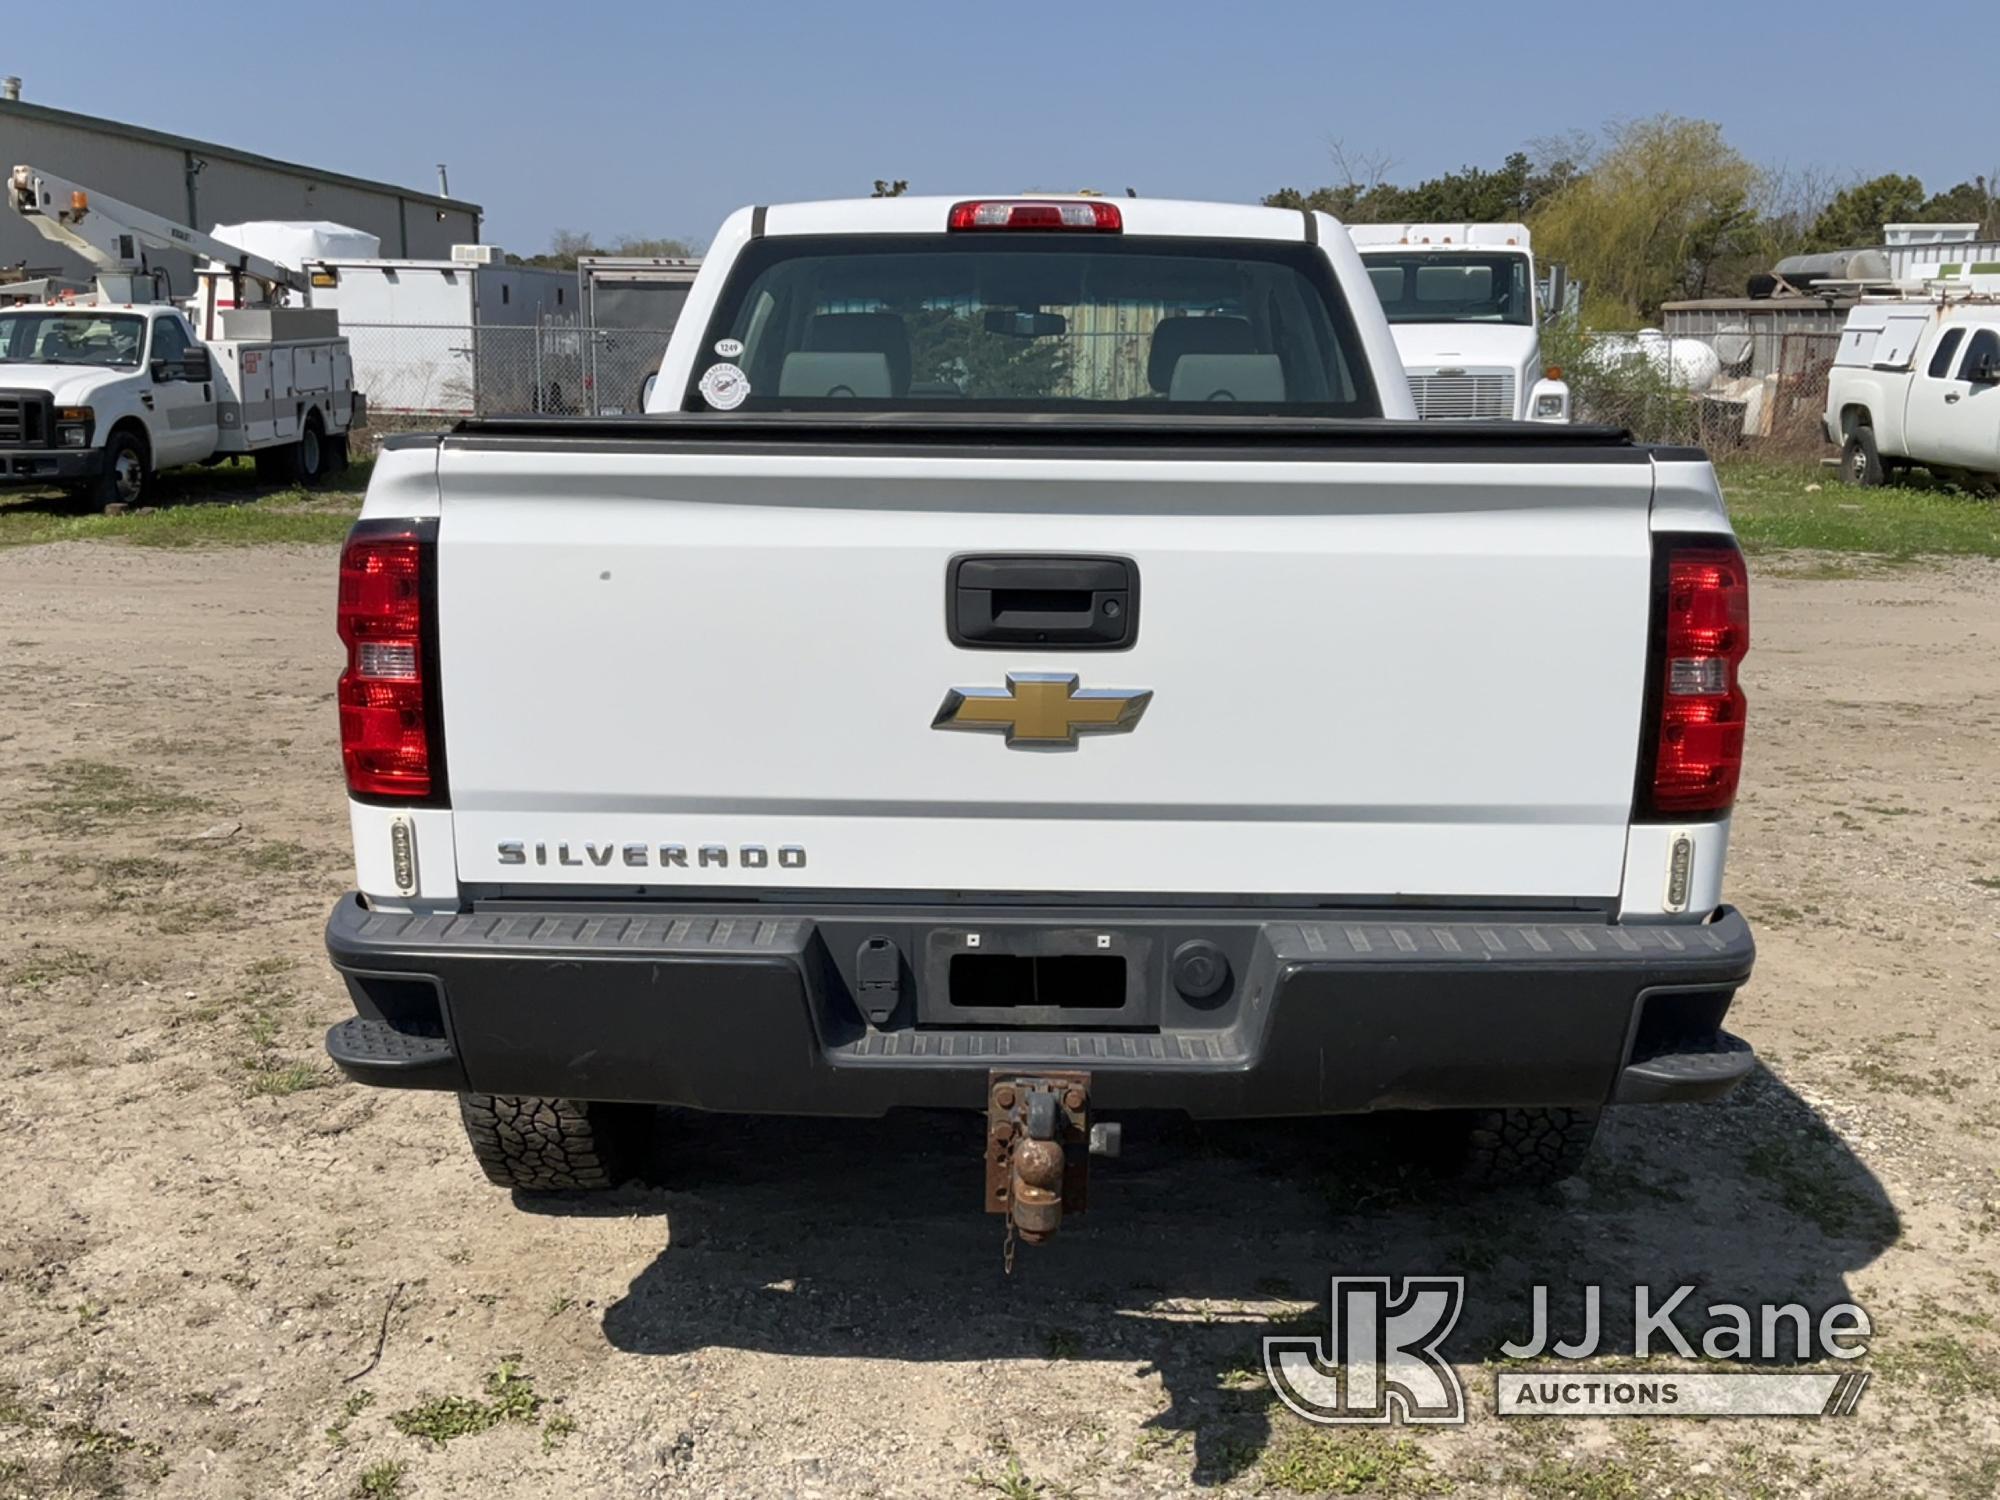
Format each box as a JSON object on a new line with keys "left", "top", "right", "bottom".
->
{"left": 1350, "top": 222, "right": 1570, "bottom": 422}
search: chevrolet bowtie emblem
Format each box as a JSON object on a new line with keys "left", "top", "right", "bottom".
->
{"left": 932, "top": 673, "right": 1152, "bottom": 748}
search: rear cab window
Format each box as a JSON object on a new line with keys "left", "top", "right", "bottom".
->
{"left": 687, "top": 235, "right": 1380, "bottom": 416}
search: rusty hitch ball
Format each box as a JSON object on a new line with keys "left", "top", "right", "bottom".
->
{"left": 1010, "top": 1136, "right": 1067, "bottom": 1243}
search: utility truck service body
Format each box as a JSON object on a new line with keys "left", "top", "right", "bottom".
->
{"left": 1350, "top": 223, "right": 1570, "bottom": 423}
{"left": 323, "top": 197, "right": 1754, "bottom": 1238}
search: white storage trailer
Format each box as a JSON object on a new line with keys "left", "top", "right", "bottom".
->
{"left": 303, "top": 250, "right": 575, "bottom": 416}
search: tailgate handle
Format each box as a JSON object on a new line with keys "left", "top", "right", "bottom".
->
{"left": 949, "top": 555, "right": 1137, "bottom": 649}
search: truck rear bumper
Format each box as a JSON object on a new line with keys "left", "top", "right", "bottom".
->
{"left": 0, "top": 447, "right": 101, "bottom": 483}
{"left": 323, "top": 895, "right": 1756, "bottom": 1117}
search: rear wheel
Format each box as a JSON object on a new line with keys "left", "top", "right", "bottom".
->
{"left": 294, "top": 416, "right": 327, "bottom": 486}
{"left": 457, "top": 1092, "right": 652, "bottom": 1192}
{"left": 1456, "top": 1106, "right": 1601, "bottom": 1185}
{"left": 1842, "top": 427, "right": 1884, "bottom": 487}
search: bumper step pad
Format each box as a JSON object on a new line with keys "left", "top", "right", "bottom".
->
{"left": 325, "top": 1017, "right": 462, "bottom": 1090}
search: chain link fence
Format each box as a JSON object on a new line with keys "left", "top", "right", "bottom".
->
{"left": 340, "top": 322, "right": 676, "bottom": 420}
{"left": 1555, "top": 324, "right": 1844, "bottom": 455}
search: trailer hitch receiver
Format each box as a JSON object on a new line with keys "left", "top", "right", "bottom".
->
{"left": 986, "top": 1071, "right": 1090, "bottom": 1260}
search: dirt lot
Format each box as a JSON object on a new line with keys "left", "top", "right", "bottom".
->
{"left": 2, "top": 537, "right": 1998, "bottom": 1499}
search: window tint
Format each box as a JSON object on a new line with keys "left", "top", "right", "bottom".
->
{"left": 150, "top": 318, "right": 190, "bottom": 365}
{"left": 1960, "top": 328, "right": 2000, "bottom": 379}
{"left": 692, "top": 235, "right": 1379, "bottom": 416}
{"left": 1927, "top": 327, "right": 1966, "bottom": 378}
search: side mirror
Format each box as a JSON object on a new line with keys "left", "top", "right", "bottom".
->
{"left": 640, "top": 371, "right": 657, "bottom": 409}
{"left": 1973, "top": 355, "right": 2000, "bottom": 386}
{"left": 1542, "top": 264, "right": 1569, "bottom": 325}
{"left": 150, "top": 358, "right": 171, "bottom": 383}
{"left": 182, "top": 349, "right": 212, "bottom": 383}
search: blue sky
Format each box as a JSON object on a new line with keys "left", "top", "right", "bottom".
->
{"left": 14, "top": 0, "right": 1997, "bottom": 253}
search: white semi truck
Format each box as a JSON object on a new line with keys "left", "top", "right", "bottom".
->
{"left": 319, "top": 194, "right": 1755, "bottom": 1247}
{"left": 1349, "top": 222, "right": 1570, "bottom": 422}
{"left": 0, "top": 166, "right": 360, "bottom": 508}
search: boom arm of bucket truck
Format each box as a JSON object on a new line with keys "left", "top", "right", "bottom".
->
{"left": 7, "top": 163, "right": 304, "bottom": 323}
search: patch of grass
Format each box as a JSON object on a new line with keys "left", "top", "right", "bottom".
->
{"left": 540, "top": 1412, "right": 576, "bottom": 1453}
{"left": 1858, "top": 803, "right": 1918, "bottom": 817}
{"left": 326, "top": 1389, "right": 375, "bottom": 1448}
{"left": 1743, "top": 1134, "right": 1895, "bottom": 1241}
{"left": 244, "top": 840, "right": 319, "bottom": 874}
{"left": 4, "top": 945, "right": 106, "bottom": 989}
{"left": 154, "top": 899, "right": 237, "bottom": 936}
{"left": 242, "top": 1057, "right": 330, "bottom": 1097}
{"left": 1719, "top": 457, "right": 2000, "bottom": 559}
{"left": 390, "top": 1358, "right": 542, "bottom": 1447}
{"left": 969, "top": 1455, "right": 1044, "bottom": 1499}
{"left": 1972, "top": 876, "right": 2000, "bottom": 891}
{"left": 355, "top": 1459, "right": 406, "bottom": 1499}
{"left": 1517, "top": 1454, "right": 1647, "bottom": 1500}
{"left": 1044, "top": 1327, "right": 1082, "bottom": 1360}
{"left": 0, "top": 457, "right": 369, "bottom": 551}
{"left": 1261, "top": 1430, "right": 1434, "bottom": 1496}
{"left": 1851, "top": 1057, "right": 1969, "bottom": 1100}
{"left": 1875, "top": 1333, "right": 2000, "bottom": 1405}
{"left": 27, "top": 758, "right": 210, "bottom": 834}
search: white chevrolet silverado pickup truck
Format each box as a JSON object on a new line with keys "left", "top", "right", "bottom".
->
{"left": 322, "top": 195, "right": 1755, "bottom": 1245}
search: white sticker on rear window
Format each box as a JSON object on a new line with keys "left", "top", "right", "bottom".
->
{"left": 699, "top": 362, "right": 750, "bottom": 410}
{"left": 713, "top": 337, "right": 744, "bottom": 359}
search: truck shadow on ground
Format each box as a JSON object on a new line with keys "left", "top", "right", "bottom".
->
{"left": 571, "top": 1066, "right": 1894, "bottom": 1487}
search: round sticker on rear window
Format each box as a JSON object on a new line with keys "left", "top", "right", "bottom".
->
{"left": 698, "top": 362, "right": 750, "bottom": 410}
{"left": 713, "top": 337, "right": 744, "bottom": 359}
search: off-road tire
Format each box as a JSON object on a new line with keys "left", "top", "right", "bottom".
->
{"left": 1458, "top": 1106, "right": 1601, "bottom": 1185}
{"left": 456, "top": 1092, "right": 650, "bottom": 1191}
{"left": 1842, "top": 427, "right": 1884, "bottom": 487}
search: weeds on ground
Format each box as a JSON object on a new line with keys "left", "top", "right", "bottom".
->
{"left": 1717, "top": 458, "right": 2000, "bottom": 559}
{"left": 0, "top": 455, "right": 368, "bottom": 549}
{"left": 25, "top": 759, "right": 209, "bottom": 835}
{"left": 390, "top": 1359, "right": 545, "bottom": 1447}
{"left": 1260, "top": 1429, "right": 1435, "bottom": 1496}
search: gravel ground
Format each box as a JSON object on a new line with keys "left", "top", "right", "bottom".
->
{"left": 1, "top": 541, "right": 1997, "bottom": 1499}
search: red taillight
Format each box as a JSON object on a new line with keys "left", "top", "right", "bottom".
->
{"left": 1646, "top": 542, "right": 1749, "bottom": 816}
{"left": 337, "top": 524, "right": 439, "bottom": 801}
{"left": 946, "top": 199, "right": 1122, "bottom": 232}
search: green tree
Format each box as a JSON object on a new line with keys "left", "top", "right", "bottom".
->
{"left": 1266, "top": 148, "right": 1581, "bottom": 224}
{"left": 1529, "top": 116, "right": 1763, "bottom": 323}
{"left": 1919, "top": 178, "right": 1998, "bottom": 237}
{"left": 900, "top": 305, "right": 1069, "bottom": 399}
{"left": 871, "top": 179, "right": 910, "bottom": 198}
{"left": 1803, "top": 174, "right": 1928, "bottom": 250}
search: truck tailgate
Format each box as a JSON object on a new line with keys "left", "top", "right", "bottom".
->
{"left": 433, "top": 433, "right": 1658, "bottom": 900}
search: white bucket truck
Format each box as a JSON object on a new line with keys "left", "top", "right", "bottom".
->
{"left": 0, "top": 165, "right": 359, "bottom": 509}
{"left": 1349, "top": 223, "right": 1570, "bottom": 422}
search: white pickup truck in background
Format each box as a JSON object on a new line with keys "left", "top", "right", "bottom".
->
{"left": 321, "top": 195, "right": 1754, "bottom": 1247}
{"left": 1350, "top": 222, "right": 1571, "bottom": 422}
{"left": 1826, "top": 288, "right": 2000, "bottom": 491}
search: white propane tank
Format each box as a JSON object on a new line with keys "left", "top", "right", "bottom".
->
{"left": 1586, "top": 329, "right": 1722, "bottom": 391}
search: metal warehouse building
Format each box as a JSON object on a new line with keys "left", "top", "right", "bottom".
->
{"left": 0, "top": 90, "right": 481, "bottom": 289}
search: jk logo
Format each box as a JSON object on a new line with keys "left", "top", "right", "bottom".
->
{"left": 1263, "top": 1277, "right": 1466, "bottom": 1425}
